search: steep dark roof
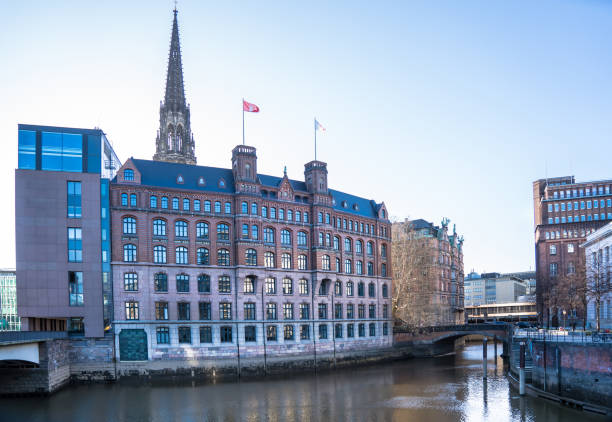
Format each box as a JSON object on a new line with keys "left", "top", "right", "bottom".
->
{"left": 409, "top": 219, "right": 433, "bottom": 230}
{"left": 164, "top": 9, "right": 186, "bottom": 110}
{"left": 121, "top": 159, "right": 381, "bottom": 218}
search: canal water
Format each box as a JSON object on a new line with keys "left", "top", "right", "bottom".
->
{"left": 1, "top": 342, "right": 607, "bottom": 422}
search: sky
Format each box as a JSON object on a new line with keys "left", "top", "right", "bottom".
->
{"left": 1, "top": 0, "right": 612, "bottom": 274}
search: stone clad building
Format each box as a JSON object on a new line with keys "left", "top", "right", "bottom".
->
{"left": 110, "top": 9, "right": 392, "bottom": 362}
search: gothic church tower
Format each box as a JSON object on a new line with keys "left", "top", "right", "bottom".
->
{"left": 153, "top": 8, "right": 196, "bottom": 165}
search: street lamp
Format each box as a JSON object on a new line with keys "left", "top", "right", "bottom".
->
{"left": 563, "top": 309, "right": 567, "bottom": 329}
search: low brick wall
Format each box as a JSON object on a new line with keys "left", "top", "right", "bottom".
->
{"left": 529, "top": 341, "right": 612, "bottom": 408}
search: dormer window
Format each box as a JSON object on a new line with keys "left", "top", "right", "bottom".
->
{"left": 219, "top": 178, "right": 226, "bottom": 188}
{"left": 353, "top": 204, "right": 359, "bottom": 211}
{"left": 382, "top": 209, "right": 386, "bottom": 218}
{"left": 341, "top": 201, "right": 348, "bottom": 208}
{"left": 176, "top": 175, "right": 184, "bottom": 184}
{"left": 124, "top": 169, "right": 134, "bottom": 181}
{"left": 198, "top": 177, "right": 205, "bottom": 186}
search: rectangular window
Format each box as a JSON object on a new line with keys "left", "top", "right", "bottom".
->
{"left": 335, "top": 324, "right": 343, "bottom": 339}
{"left": 18, "top": 129, "right": 36, "bottom": 169}
{"left": 67, "top": 228, "right": 82, "bottom": 262}
{"left": 347, "top": 323, "right": 354, "bottom": 338}
{"left": 200, "top": 326, "right": 212, "bottom": 343}
{"left": 68, "top": 271, "right": 83, "bottom": 306}
{"left": 318, "top": 303, "right": 328, "bottom": 319}
{"left": 283, "top": 303, "right": 294, "bottom": 320}
{"left": 218, "top": 276, "right": 231, "bottom": 294}
{"left": 156, "top": 327, "right": 170, "bottom": 344}
{"left": 178, "top": 302, "right": 191, "bottom": 320}
{"left": 299, "top": 303, "right": 310, "bottom": 320}
{"left": 318, "top": 324, "right": 328, "bottom": 339}
{"left": 41, "top": 132, "right": 82, "bottom": 172}
{"left": 267, "top": 325, "right": 277, "bottom": 341}
{"left": 245, "top": 325, "right": 256, "bottom": 342}
{"left": 199, "top": 302, "right": 211, "bottom": 320}
{"left": 266, "top": 302, "right": 277, "bottom": 320}
{"left": 155, "top": 302, "right": 169, "bottom": 320}
{"left": 125, "top": 301, "right": 139, "bottom": 320}
{"left": 346, "top": 304, "right": 354, "bottom": 319}
{"left": 178, "top": 326, "right": 191, "bottom": 344}
{"left": 300, "top": 324, "right": 310, "bottom": 340}
{"left": 67, "top": 181, "right": 82, "bottom": 218}
{"left": 244, "top": 303, "right": 256, "bottom": 320}
{"left": 220, "top": 326, "right": 233, "bottom": 343}
{"left": 220, "top": 303, "right": 232, "bottom": 320}
{"left": 284, "top": 324, "right": 294, "bottom": 340}
{"left": 335, "top": 303, "right": 342, "bottom": 319}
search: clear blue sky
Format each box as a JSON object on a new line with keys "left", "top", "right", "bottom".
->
{"left": 1, "top": 1, "right": 611, "bottom": 273}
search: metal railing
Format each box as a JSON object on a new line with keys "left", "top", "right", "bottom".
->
{"left": 514, "top": 328, "right": 612, "bottom": 343}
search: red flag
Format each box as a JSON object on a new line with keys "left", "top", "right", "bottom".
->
{"left": 243, "top": 100, "right": 260, "bottom": 113}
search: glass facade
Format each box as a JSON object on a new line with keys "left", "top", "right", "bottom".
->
{"left": 0, "top": 271, "right": 20, "bottom": 331}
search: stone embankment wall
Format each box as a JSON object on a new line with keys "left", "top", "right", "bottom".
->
{"left": 528, "top": 341, "right": 612, "bottom": 408}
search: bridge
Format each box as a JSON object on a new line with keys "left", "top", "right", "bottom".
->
{"left": 393, "top": 323, "right": 511, "bottom": 356}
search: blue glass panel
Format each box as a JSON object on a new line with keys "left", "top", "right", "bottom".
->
{"left": 18, "top": 130, "right": 36, "bottom": 169}
{"left": 61, "top": 133, "right": 82, "bottom": 172}
{"left": 88, "top": 135, "right": 101, "bottom": 174}
{"left": 41, "top": 132, "right": 63, "bottom": 171}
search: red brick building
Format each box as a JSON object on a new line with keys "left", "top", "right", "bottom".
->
{"left": 533, "top": 176, "right": 612, "bottom": 326}
{"left": 109, "top": 10, "right": 392, "bottom": 361}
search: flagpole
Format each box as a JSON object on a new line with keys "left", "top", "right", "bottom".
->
{"left": 314, "top": 117, "right": 317, "bottom": 161}
{"left": 242, "top": 98, "right": 245, "bottom": 145}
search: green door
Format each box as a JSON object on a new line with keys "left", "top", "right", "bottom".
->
{"left": 119, "top": 329, "right": 148, "bottom": 361}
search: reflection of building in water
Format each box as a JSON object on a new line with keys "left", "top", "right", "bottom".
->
{"left": 0, "top": 270, "right": 19, "bottom": 331}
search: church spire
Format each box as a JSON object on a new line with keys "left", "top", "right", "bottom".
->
{"left": 153, "top": 7, "right": 196, "bottom": 165}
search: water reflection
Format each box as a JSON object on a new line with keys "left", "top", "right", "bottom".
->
{"left": 1, "top": 343, "right": 606, "bottom": 422}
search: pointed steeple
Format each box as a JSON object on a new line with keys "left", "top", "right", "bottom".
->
{"left": 154, "top": 7, "right": 196, "bottom": 165}
{"left": 164, "top": 9, "right": 186, "bottom": 110}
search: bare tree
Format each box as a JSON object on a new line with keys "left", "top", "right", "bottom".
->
{"left": 584, "top": 249, "right": 612, "bottom": 332}
{"left": 392, "top": 220, "right": 440, "bottom": 328}
{"left": 557, "top": 272, "right": 586, "bottom": 330}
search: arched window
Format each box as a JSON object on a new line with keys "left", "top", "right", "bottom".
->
{"left": 121, "top": 193, "right": 128, "bottom": 206}
{"left": 123, "top": 217, "right": 136, "bottom": 235}
{"left": 264, "top": 252, "right": 275, "bottom": 268}
{"left": 262, "top": 206, "right": 268, "bottom": 218}
{"left": 382, "top": 283, "right": 388, "bottom": 298}
{"left": 198, "top": 274, "right": 211, "bottom": 293}
{"left": 281, "top": 229, "right": 291, "bottom": 246}
{"left": 214, "top": 201, "right": 221, "bottom": 213}
{"left": 281, "top": 253, "right": 292, "bottom": 269}
{"left": 161, "top": 196, "right": 168, "bottom": 209}
{"left": 356, "top": 240, "right": 363, "bottom": 254}
{"left": 124, "top": 169, "right": 134, "bottom": 181}
{"left": 381, "top": 244, "right": 387, "bottom": 258}
{"left": 346, "top": 281, "right": 354, "bottom": 296}
{"left": 217, "top": 249, "right": 230, "bottom": 266}
{"left": 344, "top": 238, "right": 352, "bottom": 252}
{"left": 154, "top": 273, "right": 168, "bottom": 292}
{"left": 154, "top": 245, "right": 167, "bottom": 264}
{"left": 175, "top": 220, "right": 188, "bottom": 238}
{"left": 345, "top": 259, "right": 352, "bottom": 274}
{"left": 153, "top": 219, "right": 166, "bottom": 236}
{"left": 130, "top": 194, "right": 136, "bottom": 207}
{"left": 368, "top": 282, "right": 375, "bottom": 297}
{"left": 245, "top": 249, "right": 257, "bottom": 266}
{"left": 356, "top": 261, "right": 363, "bottom": 275}
{"left": 244, "top": 276, "right": 255, "bottom": 293}
{"left": 318, "top": 212, "right": 323, "bottom": 223}
{"left": 224, "top": 202, "right": 231, "bottom": 214}
{"left": 175, "top": 247, "right": 188, "bottom": 264}
{"left": 150, "top": 196, "right": 157, "bottom": 208}
{"left": 124, "top": 272, "right": 138, "bottom": 291}
{"left": 241, "top": 201, "right": 248, "bottom": 214}
{"left": 194, "top": 199, "right": 200, "bottom": 211}
{"left": 217, "top": 223, "right": 229, "bottom": 241}
{"left": 367, "top": 262, "right": 374, "bottom": 276}
{"left": 321, "top": 255, "right": 330, "bottom": 270}
{"left": 123, "top": 244, "right": 136, "bottom": 262}
{"left": 357, "top": 282, "right": 365, "bottom": 297}
{"left": 295, "top": 211, "right": 301, "bottom": 222}
{"left": 183, "top": 198, "right": 190, "bottom": 211}
{"left": 264, "top": 227, "right": 275, "bottom": 243}
{"left": 176, "top": 274, "right": 189, "bottom": 292}
{"left": 367, "top": 242, "right": 374, "bottom": 255}
{"left": 298, "top": 254, "right": 307, "bottom": 270}
{"left": 172, "top": 197, "right": 179, "bottom": 210}
{"left": 335, "top": 280, "right": 342, "bottom": 296}
{"left": 333, "top": 236, "right": 340, "bottom": 250}
{"left": 282, "top": 278, "right": 293, "bottom": 295}
{"left": 197, "top": 248, "right": 209, "bottom": 265}
{"left": 287, "top": 210, "right": 293, "bottom": 221}
{"left": 279, "top": 209, "right": 285, "bottom": 220}
{"left": 299, "top": 279, "right": 309, "bottom": 295}
{"left": 252, "top": 225, "right": 259, "bottom": 240}
{"left": 297, "top": 231, "right": 307, "bottom": 247}
{"left": 245, "top": 163, "right": 251, "bottom": 179}
{"left": 381, "top": 263, "right": 387, "bottom": 277}
{"left": 204, "top": 200, "right": 211, "bottom": 212}
{"left": 335, "top": 257, "right": 341, "bottom": 273}
{"left": 196, "top": 222, "right": 209, "bottom": 239}
{"left": 270, "top": 207, "right": 276, "bottom": 219}
{"left": 251, "top": 202, "right": 258, "bottom": 215}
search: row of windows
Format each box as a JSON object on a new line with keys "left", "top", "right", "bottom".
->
{"left": 154, "top": 322, "right": 389, "bottom": 345}
{"left": 321, "top": 255, "right": 388, "bottom": 277}
{"left": 549, "top": 243, "right": 575, "bottom": 255}
{"left": 550, "top": 186, "right": 611, "bottom": 199}
{"left": 316, "top": 212, "right": 384, "bottom": 237}
{"left": 549, "top": 262, "right": 576, "bottom": 277}
{"left": 547, "top": 213, "right": 612, "bottom": 224}
{"left": 545, "top": 228, "right": 597, "bottom": 240}
{"left": 134, "top": 301, "right": 389, "bottom": 321}
{"left": 125, "top": 272, "right": 389, "bottom": 298}
{"left": 548, "top": 199, "right": 612, "bottom": 213}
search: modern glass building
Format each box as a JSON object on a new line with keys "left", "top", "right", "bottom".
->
{"left": 0, "top": 270, "right": 20, "bottom": 331}
{"left": 16, "top": 124, "right": 120, "bottom": 337}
